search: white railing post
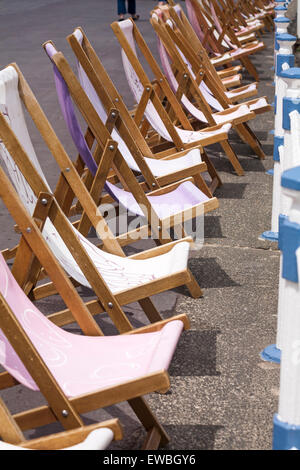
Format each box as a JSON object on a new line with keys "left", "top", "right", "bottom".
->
{"left": 261, "top": 35, "right": 296, "bottom": 243}
{"left": 273, "top": 165, "right": 300, "bottom": 449}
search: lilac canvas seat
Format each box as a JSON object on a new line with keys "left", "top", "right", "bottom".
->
{"left": 0, "top": 252, "right": 184, "bottom": 398}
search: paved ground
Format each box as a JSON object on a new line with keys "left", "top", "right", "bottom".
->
{"left": 0, "top": 0, "right": 295, "bottom": 450}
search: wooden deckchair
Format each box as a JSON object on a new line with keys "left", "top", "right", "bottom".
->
{"left": 0, "top": 397, "right": 121, "bottom": 449}
{"left": 0, "top": 236, "right": 189, "bottom": 448}
{"left": 156, "top": 5, "right": 271, "bottom": 113}
{"left": 111, "top": 18, "right": 259, "bottom": 176}
{"left": 63, "top": 27, "right": 222, "bottom": 194}
{"left": 112, "top": 17, "right": 267, "bottom": 175}
{"left": 0, "top": 63, "right": 204, "bottom": 336}
{"left": 151, "top": 8, "right": 271, "bottom": 164}
{"left": 41, "top": 43, "right": 218, "bottom": 273}
{"left": 154, "top": 4, "right": 261, "bottom": 104}
{"left": 184, "top": 0, "right": 266, "bottom": 81}
{"left": 156, "top": 3, "right": 257, "bottom": 97}
{"left": 200, "top": 0, "right": 267, "bottom": 39}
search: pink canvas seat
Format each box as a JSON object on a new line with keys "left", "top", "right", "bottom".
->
{"left": 0, "top": 253, "right": 184, "bottom": 398}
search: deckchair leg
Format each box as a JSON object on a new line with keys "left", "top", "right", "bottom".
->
{"left": 240, "top": 56, "right": 259, "bottom": 82}
{"left": 186, "top": 270, "right": 203, "bottom": 298}
{"left": 171, "top": 227, "right": 203, "bottom": 299}
{"left": 128, "top": 397, "right": 170, "bottom": 448}
{"left": 141, "top": 426, "right": 162, "bottom": 450}
{"left": 0, "top": 397, "right": 25, "bottom": 444}
{"left": 235, "top": 123, "right": 266, "bottom": 160}
{"left": 138, "top": 298, "right": 163, "bottom": 323}
{"left": 192, "top": 173, "right": 213, "bottom": 198}
{"left": 220, "top": 140, "right": 245, "bottom": 176}
{"left": 200, "top": 150, "right": 222, "bottom": 192}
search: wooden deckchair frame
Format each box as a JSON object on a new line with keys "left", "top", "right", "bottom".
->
{"left": 65, "top": 27, "right": 222, "bottom": 194}
{"left": 153, "top": 7, "right": 270, "bottom": 164}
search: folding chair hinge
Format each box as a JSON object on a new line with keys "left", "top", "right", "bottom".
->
{"left": 33, "top": 193, "right": 55, "bottom": 229}
{"left": 105, "top": 108, "right": 119, "bottom": 133}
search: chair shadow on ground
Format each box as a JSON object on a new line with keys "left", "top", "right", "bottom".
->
{"left": 214, "top": 183, "right": 248, "bottom": 199}
{"left": 174, "top": 257, "right": 240, "bottom": 297}
{"left": 169, "top": 329, "right": 221, "bottom": 377}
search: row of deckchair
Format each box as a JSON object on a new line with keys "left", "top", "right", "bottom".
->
{"left": 0, "top": 0, "right": 274, "bottom": 450}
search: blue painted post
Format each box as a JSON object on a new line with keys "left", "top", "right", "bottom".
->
{"left": 261, "top": 35, "right": 296, "bottom": 243}
{"left": 273, "top": 166, "right": 300, "bottom": 450}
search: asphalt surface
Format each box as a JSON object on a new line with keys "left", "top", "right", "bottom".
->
{"left": 0, "top": 0, "right": 295, "bottom": 450}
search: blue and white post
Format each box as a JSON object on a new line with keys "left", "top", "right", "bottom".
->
{"left": 261, "top": 69, "right": 300, "bottom": 363}
{"left": 273, "top": 166, "right": 300, "bottom": 450}
{"left": 274, "top": 17, "right": 291, "bottom": 54}
{"left": 267, "top": 18, "right": 292, "bottom": 172}
{"left": 274, "top": 4, "right": 288, "bottom": 19}
{"left": 261, "top": 34, "right": 296, "bottom": 242}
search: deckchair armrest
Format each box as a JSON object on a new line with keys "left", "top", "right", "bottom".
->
{"left": 128, "top": 236, "right": 193, "bottom": 260}
{"left": 123, "top": 313, "right": 190, "bottom": 334}
{"left": 145, "top": 177, "right": 197, "bottom": 196}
